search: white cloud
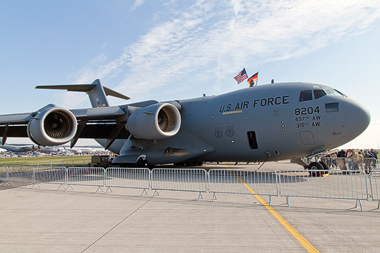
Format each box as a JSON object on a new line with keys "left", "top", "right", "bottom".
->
{"left": 131, "top": 0, "right": 146, "bottom": 11}
{"left": 70, "top": 0, "right": 380, "bottom": 106}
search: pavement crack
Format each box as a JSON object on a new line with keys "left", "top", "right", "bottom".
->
{"left": 81, "top": 197, "right": 153, "bottom": 252}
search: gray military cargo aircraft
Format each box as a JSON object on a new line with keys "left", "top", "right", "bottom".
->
{"left": 0, "top": 79, "right": 370, "bottom": 170}
{"left": 0, "top": 142, "right": 34, "bottom": 153}
{"left": 0, "top": 138, "right": 61, "bottom": 154}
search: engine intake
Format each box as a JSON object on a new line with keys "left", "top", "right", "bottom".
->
{"left": 27, "top": 107, "right": 77, "bottom": 146}
{"left": 127, "top": 103, "right": 181, "bottom": 139}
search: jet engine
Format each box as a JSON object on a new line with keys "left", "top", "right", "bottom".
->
{"left": 27, "top": 107, "right": 77, "bottom": 146}
{"left": 127, "top": 103, "right": 181, "bottom": 139}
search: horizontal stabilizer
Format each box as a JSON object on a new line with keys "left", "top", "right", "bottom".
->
{"left": 36, "top": 79, "right": 129, "bottom": 108}
{"left": 36, "top": 84, "right": 97, "bottom": 92}
{"left": 103, "top": 86, "right": 130, "bottom": 100}
{"left": 36, "top": 84, "right": 130, "bottom": 101}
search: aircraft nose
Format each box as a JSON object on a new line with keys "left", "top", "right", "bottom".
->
{"left": 344, "top": 100, "right": 370, "bottom": 138}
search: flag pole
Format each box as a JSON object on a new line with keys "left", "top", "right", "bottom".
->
{"left": 247, "top": 72, "right": 258, "bottom": 87}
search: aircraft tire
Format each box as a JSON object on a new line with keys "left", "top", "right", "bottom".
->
{"left": 319, "top": 161, "right": 329, "bottom": 175}
{"left": 136, "top": 158, "right": 147, "bottom": 168}
{"left": 308, "top": 162, "right": 323, "bottom": 177}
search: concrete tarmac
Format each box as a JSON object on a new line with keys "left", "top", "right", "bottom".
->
{"left": 1, "top": 161, "right": 380, "bottom": 252}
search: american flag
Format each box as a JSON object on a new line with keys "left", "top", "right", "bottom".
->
{"left": 234, "top": 68, "right": 248, "bottom": 84}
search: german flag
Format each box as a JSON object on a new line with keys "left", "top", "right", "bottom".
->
{"left": 247, "top": 72, "right": 258, "bottom": 86}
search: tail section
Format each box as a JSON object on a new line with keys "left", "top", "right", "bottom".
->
{"left": 86, "top": 79, "right": 110, "bottom": 108}
{"left": 35, "top": 79, "right": 130, "bottom": 108}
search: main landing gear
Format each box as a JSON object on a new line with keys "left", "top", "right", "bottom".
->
{"left": 308, "top": 161, "right": 329, "bottom": 177}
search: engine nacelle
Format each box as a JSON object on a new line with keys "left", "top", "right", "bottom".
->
{"left": 27, "top": 107, "right": 77, "bottom": 146}
{"left": 127, "top": 103, "right": 181, "bottom": 139}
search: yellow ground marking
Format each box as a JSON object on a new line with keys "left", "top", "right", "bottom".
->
{"left": 223, "top": 162, "right": 319, "bottom": 253}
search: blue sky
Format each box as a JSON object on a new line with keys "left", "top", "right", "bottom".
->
{"left": 0, "top": 0, "right": 379, "bottom": 148}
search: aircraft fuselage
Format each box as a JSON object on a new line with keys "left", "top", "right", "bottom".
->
{"left": 109, "top": 82, "right": 370, "bottom": 165}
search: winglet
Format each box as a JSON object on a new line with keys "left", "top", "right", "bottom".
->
{"left": 36, "top": 79, "right": 129, "bottom": 108}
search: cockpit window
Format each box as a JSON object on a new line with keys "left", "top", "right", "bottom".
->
{"left": 335, "top": 89, "right": 347, "bottom": 97}
{"left": 299, "top": 90, "right": 312, "bottom": 102}
{"left": 300, "top": 88, "right": 344, "bottom": 102}
{"left": 325, "top": 89, "right": 347, "bottom": 97}
{"left": 314, "top": 90, "right": 326, "bottom": 99}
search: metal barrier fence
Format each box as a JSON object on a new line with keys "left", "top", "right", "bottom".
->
{"left": 36, "top": 159, "right": 90, "bottom": 168}
{"left": 66, "top": 167, "right": 106, "bottom": 193}
{"left": 7, "top": 166, "right": 35, "bottom": 187}
{"left": 2, "top": 164, "right": 380, "bottom": 210}
{"left": 151, "top": 168, "right": 207, "bottom": 200}
{"left": 105, "top": 167, "right": 150, "bottom": 195}
{"left": 208, "top": 169, "right": 278, "bottom": 204}
{"left": 0, "top": 166, "right": 9, "bottom": 186}
{"left": 279, "top": 170, "right": 368, "bottom": 210}
{"left": 369, "top": 170, "right": 380, "bottom": 208}
{"left": 34, "top": 167, "right": 67, "bottom": 189}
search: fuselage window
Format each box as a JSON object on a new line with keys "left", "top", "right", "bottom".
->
{"left": 299, "top": 90, "right": 312, "bottom": 102}
{"left": 325, "top": 102, "right": 339, "bottom": 113}
{"left": 314, "top": 90, "right": 326, "bottom": 99}
{"left": 247, "top": 131, "right": 258, "bottom": 149}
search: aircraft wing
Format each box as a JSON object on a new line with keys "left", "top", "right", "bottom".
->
{"left": 0, "top": 124, "right": 130, "bottom": 138}
{"left": 0, "top": 104, "right": 131, "bottom": 148}
{"left": 0, "top": 78, "right": 183, "bottom": 156}
{"left": 0, "top": 113, "right": 34, "bottom": 125}
{"left": 0, "top": 105, "right": 128, "bottom": 124}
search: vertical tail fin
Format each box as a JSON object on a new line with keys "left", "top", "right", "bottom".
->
{"left": 35, "top": 79, "right": 130, "bottom": 108}
{"left": 87, "top": 79, "right": 109, "bottom": 108}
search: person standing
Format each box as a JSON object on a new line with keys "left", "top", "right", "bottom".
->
{"left": 357, "top": 151, "right": 364, "bottom": 172}
{"left": 346, "top": 149, "right": 353, "bottom": 170}
{"left": 364, "top": 150, "right": 372, "bottom": 174}
{"left": 369, "top": 149, "right": 378, "bottom": 170}
{"left": 337, "top": 149, "right": 347, "bottom": 170}
{"left": 351, "top": 151, "right": 360, "bottom": 171}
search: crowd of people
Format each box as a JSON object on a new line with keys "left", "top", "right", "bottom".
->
{"left": 322, "top": 149, "right": 378, "bottom": 174}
